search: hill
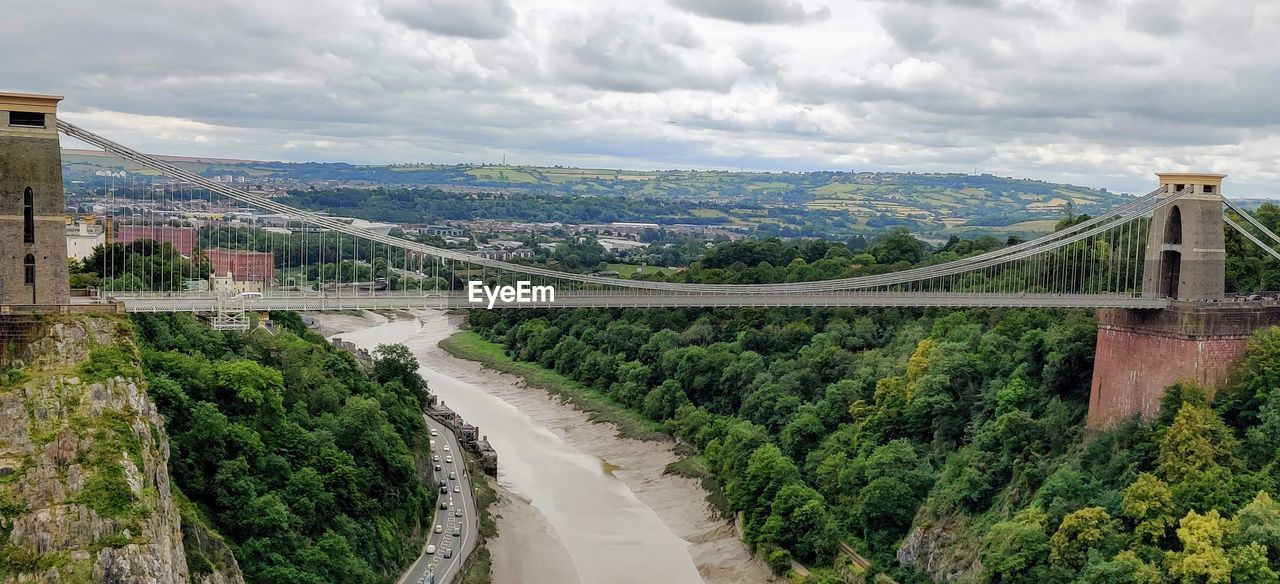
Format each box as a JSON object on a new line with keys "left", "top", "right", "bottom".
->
{"left": 61, "top": 149, "right": 1130, "bottom": 237}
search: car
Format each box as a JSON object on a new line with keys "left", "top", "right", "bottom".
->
{"left": 453, "top": 485, "right": 461, "bottom": 493}
{"left": 443, "top": 548, "right": 453, "bottom": 559}
{"left": 426, "top": 544, "right": 437, "bottom": 555}
{"left": 443, "top": 445, "right": 450, "bottom": 453}
{"left": 234, "top": 291, "right": 263, "bottom": 300}
{"left": 440, "top": 485, "right": 448, "bottom": 494}
{"left": 430, "top": 429, "right": 438, "bottom": 437}
{"left": 448, "top": 471, "right": 456, "bottom": 481}
{"left": 455, "top": 508, "right": 463, "bottom": 517}
{"left": 433, "top": 454, "right": 440, "bottom": 462}
{"left": 435, "top": 524, "right": 443, "bottom": 534}
{"left": 434, "top": 464, "right": 441, "bottom": 471}
{"left": 452, "top": 527, "right": 461, "bottom": 537}
{"left": 439, "top": 500, "right": 447, "bottom": 510}
{"left": 444, "top": 455, "right": 453, "bottom": 464}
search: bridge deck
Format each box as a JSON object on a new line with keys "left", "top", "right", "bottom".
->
{"left": 103, "top": 292, "right": 1170, "bottom": 312}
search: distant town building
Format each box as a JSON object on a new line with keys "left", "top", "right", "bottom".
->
{"left": 206, "top": 248, "right": 275, "bottom": 283}
{"left": 65, "top": 220, "right": 106, "bottom": 261}
{"left": 423, "top": 225, "right": 464, "bottom": 237}
{"left": 473, "top": 248, "right": 534, "bottom": 261}
{"left": 116, "top": 225, "right": 197, "bottom": 255}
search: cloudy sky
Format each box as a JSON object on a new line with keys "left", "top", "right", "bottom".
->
{"left": 5, "top": 0, "right": 1280, "bottom": 194}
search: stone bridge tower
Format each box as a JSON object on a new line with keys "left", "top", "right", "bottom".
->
{"left": 1088, "top": 173, "right": 1280, "bottom": 427}
{"left": 1141, "top": 173, "right": 1227, "bottom": 301}
{"left": 0, "top": 92, "right": 69, "bottom": 305}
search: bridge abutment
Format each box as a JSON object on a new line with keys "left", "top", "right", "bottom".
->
{"left": 1088, "top": 303, "right": 1280, "bottom": 427}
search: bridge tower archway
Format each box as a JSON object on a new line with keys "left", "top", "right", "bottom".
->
{"left": 1142, "top": 174, "right": 1226, "bottom": 301}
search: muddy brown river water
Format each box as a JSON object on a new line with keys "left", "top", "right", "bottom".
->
{"left": 326, "top": 310, "right": 767, "bottom": 584}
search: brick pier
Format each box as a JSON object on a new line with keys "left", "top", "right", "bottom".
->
{"left": 1088, "top": 301, "right": 1280, "bottom": 427}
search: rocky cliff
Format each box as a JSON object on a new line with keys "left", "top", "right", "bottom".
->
{"left": 896, "top": 511, "right": 982, "bottom": 583}
{"left": 0, "top": 315, "right": 242, "bottom": 584}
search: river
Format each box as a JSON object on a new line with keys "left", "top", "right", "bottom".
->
{"left": 324, "top": 310, "right": 766, "bottom": 584}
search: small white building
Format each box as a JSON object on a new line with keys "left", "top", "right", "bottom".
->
{"left": 66, "top": 221, "right": 106, "bottom": 261}
{"left": 209, "top": 272, "right": 264, "bottom": 295}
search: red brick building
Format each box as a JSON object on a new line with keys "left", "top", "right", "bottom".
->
{"left": 116, "top": 225, "right": 197, "bottom": 256}
{"left": 206, "top": 247, "right": 275, "bottom": 283}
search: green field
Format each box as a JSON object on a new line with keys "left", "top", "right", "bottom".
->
{"left": 604, "top": 263, "right": 671, "bottom": 276}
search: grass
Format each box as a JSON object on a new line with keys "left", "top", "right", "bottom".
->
{"left": 605, "top": 263, "right": 669, "bottom": 276}
{"left": 455, "top": 449, "right": 498, "bottom": 584}
{"left": 439, "top": 331, "right": 667, "bottom": 441}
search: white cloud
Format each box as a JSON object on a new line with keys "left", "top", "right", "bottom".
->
{"left": 4, "top": 0, "right": 1280, "bottom": 194}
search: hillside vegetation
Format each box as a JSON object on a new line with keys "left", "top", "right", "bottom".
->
{"left": 465, "top": 226, "right": 1280, "bottom": 583}
{"left": 131, "top": 313, "right": 435, "bottom": 584}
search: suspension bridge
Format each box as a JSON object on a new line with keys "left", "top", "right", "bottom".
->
{"left": 8, "top": 92, "right": 1280, "bottom": 327}
{"left": 7, "top": 91, "right": 1280, "bottom": 426}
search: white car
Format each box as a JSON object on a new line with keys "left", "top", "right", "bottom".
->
{"left": 235, "top": 291, "right": 263, "bottom": 300}
{"left": 435, "top": 524, "right": 443, "bottom": 534}
{"left": 433, "top": 454, "right": 439, "bottom": 462}
{"left": 426, "top": 544, "right": 437, "bottom": 555}
{"left": 443, "top": 445, "right": 450, "bottom": 453}
{"left": 430, "top": 429, "right": 438, "bottom": 437}
{"left": 444, "top": 455, "right": 453, "bottom": 464}
{"left": 453, "top": 485, "right": 461, "bottom": 493}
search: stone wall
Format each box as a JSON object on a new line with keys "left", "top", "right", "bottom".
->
{"left": 1088, "top": 302, "right": 1280, "bottom": 427}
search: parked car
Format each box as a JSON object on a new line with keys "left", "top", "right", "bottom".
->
{"left": 426, "top": 545, "right": 436, "bottom": 555}
{"left": 434, "top": 524, "right": 443, "bottom": 534}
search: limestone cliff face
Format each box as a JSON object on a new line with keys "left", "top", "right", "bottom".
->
{"left": 0, "top": 315, "right": 243, "bottom": 584}
{"left": 896, "top": 512, "right": 982, "bottom": 583}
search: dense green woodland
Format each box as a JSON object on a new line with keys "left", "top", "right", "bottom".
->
{"left": 467, "top": 221, "right": 1280, "bottom": 583}
{"left": 131, "top": 313, "right": 435, "bottom": 583}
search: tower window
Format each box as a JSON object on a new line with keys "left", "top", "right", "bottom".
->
{"left": 24, "top": 254, "right": 34, "bottom": 285}
{"left": 8, "top": 111, "right": 45, "bottom": 128}
{"left": 23, "top": 187, "right": 34, "bottom": 244}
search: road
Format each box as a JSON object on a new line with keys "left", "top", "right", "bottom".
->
{"left": 398, "top": 415, "right": 479, "bottom": 584}
{"left": 102, "top": 290, "right": 1170, "bottom": 312}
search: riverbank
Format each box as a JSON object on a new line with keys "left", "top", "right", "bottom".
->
{"left": 438, "top": 329, "right": 771, "bottom": 584}
{"left": 438, "top": 331, "right": 665, "bottom": 441}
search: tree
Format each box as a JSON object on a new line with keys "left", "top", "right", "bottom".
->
{"left": 1050, "top": 507, "right": 1118, "bottom": 570}
{"left": 1122, "top": 473, "right": 1176, "bottom": 544}
{"left": 1158, "top": 402, "right": 1236, "bottom": 481}
{"left": 1229, "top": 542, "right": 1278, "bottom": 584}
{"left": 1231, "top": 491, "right": 1280, "bottom": 561}
{"left": 1164, "top": 510, "right": 1232, "bottom": 584}
{"left": 981, "top": 506, "right": 1051, "bottom": 584}
{"left": 1077, "top": 550, "right": 1165, "bottom": 584}
{"left": 371, "top": 344, "right": 425, "bottom": 399}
